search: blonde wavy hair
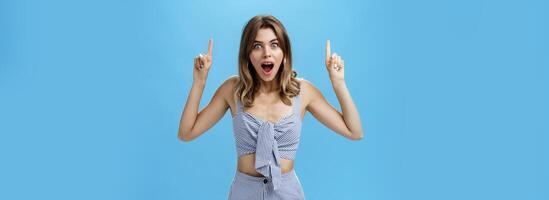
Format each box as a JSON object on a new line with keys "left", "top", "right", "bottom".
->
{"left": 235, "top": 15, "right": 300, "bottom": 108}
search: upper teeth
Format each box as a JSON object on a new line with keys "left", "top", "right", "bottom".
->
{"left": 263, "top": 62, "right": 272, "bottom": 65}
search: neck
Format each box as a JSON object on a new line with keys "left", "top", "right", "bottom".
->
{"left": 257, "top": 79, "right": 279, "bottom": 94}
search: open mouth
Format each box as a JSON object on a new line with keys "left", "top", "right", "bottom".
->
{"left": 261, "top": 63, "right": 274, "bottom": 74}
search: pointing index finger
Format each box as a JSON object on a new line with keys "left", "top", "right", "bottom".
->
{"left": 326, "top": 40, "right": 331, "bottom": 60}
{"left": 207, "top": 38, "right": 213, "bottom": 57}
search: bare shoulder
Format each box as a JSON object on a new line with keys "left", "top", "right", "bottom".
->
{"left": 221, "top": 75, "right": 239, "bottom": 88}
{"left": 297, "top": 77, "right": 313, "bottom": 88}
{"left": 296, "top": 78, "right": 322, "bottom": 108}
{"left": 217, "top": 75, "right": 239, "bottom": 102}
{"left": 297, "top": 78, "right": 320, "bottom": 96}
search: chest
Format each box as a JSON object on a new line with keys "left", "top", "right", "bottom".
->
{"left": 243, "top": 97, "right": 294, "bottom": 124}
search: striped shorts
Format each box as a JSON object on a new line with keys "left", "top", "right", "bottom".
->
{"left": 228, "top": 169, "right": 305, "bottom": 200}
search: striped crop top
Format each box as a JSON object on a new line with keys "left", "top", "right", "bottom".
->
{"left": 232, "top": 94, "right": 302, "bottom": 191}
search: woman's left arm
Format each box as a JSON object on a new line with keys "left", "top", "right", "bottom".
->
{"left": 303, "top": 40, "right": 364, "bottom": 140}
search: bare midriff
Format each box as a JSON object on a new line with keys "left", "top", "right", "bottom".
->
{"left": 237, "top": 153, "right": 294, "bottom": 177}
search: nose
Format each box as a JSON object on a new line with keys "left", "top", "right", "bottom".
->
{"left": 263, "top": 47, "right": 272, "bottom": 58}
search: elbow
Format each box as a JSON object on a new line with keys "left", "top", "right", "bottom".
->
{"left": 349, "top": 131, "right": 364, "bottom": 141}
{"left": 178, "top": 131, "right": 195, "bottom": 142}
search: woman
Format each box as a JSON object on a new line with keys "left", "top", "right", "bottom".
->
{"left": 178, "top": 15, "right": 363, "bottom": 200}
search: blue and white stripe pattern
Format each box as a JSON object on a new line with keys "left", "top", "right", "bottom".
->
{"left": 232, "top": 95, "right": 302, "bottom": 191}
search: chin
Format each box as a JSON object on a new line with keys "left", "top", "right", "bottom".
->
{"left": 259, "top": 74, "right": 276, "bottom": 82}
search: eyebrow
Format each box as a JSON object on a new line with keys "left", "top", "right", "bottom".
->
{"left": 253, "top": 39, "right": 278, "bottom": 44}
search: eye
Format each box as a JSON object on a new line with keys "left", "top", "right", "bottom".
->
{"left": 271, "top": 43, "right": 279, "bottom": 48}
{"left": 253, "top": 44, "right": 262, "bottom": 49}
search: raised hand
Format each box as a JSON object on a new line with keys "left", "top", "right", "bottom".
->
{"left": 325, "top": 40, "right": 345, "bottom": 83}
{"left": 193, "top": 39, "right": 213, "bottom": 84}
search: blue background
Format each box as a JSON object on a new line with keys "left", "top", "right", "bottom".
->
{"left": 1, "top": 0, "right": 547, "bottom": 199}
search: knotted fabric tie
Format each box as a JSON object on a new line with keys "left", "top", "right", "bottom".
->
{"left": 254, "top": 121, "right": 282, "bottom": 190}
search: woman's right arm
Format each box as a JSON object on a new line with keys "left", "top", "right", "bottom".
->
{"left": 177, "top": 39, "right": 233, "bottom": 141}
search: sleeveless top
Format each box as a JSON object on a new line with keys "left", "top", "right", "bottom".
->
{"left": 232, "top": 95, "right": 302, "bottom": 191}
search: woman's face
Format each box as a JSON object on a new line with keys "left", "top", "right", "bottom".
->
{"left": 249, "top": 28, "right": 284, "bottom": 82}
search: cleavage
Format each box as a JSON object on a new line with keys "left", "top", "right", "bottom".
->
{"left": 244, "top": 104, "right": 293, "bottom": 124}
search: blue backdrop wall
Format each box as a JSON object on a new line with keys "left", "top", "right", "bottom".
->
{"left": 1, "top": 0, "right": 547, "bottom": 199}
